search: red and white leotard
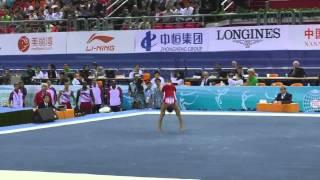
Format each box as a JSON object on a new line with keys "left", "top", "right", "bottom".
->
{"left": 162, "top": 83, "right": 176, "bottom": 105}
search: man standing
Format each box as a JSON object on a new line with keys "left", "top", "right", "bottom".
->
{"left": 19, "top": 81, "right": 27, "bottom": 107}
{"left": 274, "top": 86, "right": 293, "bottom": 104}
{"left": 76, "top": 81, "right": 95, "bottom": 114}
{"left": 58, "top": 81, "right": 75, "bottom": 109}
{"left": 151, "top": 71, "right": 165, "bottom": 85}
{"left": 34, "top": 83, "right": 52, "bottom": 107}
{"left": 8, "top": 83, "right": 23, "bottom": 108}
{"left": 200, "top": 71, "right": 210, "bottom": 86}
{"left": 105, "top": 80, "right": 123, "bottom": 112}
{"left": 47, "top": 80, "right": 57, "bottom": 105}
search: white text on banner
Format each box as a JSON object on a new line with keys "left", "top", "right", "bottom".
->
{"left": 135, "top": 29, "right": 210, "bottom": 53}
{"left": 67, "top": 31, "right": 135, "bottom": 54}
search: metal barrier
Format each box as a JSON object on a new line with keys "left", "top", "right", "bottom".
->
{"left": 0, "top": 10, "right": 320, "bottom": 33}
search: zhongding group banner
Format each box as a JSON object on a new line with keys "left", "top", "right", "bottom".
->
{"left": 135, "top": 28, "right": 210, "bottom": 52}
{"left": 0, "top": 24, "right": 320, "bottom": 55}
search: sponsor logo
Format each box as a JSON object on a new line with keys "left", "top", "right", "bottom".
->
{"left": 310, "top": 99, "right": 320, "bottom": 108}
{"left": 86, "top": 33, "right": 115, "bottom": 52}
{"left": 141, "top": 31, "right": 157, "bottom": 51}
{"left": 140, "top": 31, "right": 204, "bottom": 52}
{"left": 217, "top": 28, "right": 281, "bottom": 48}
{"left": 304, "top": 28, "right": 320, "bottom": 47}
{"left": 18, "top": 36, "right": 30, "bottom": 52}
{"left": 18, "top": 36, "right": 53, "bottom": 52}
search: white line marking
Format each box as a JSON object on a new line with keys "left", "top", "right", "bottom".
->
{"left": 0, "top": 111, "right": 319, "bottom": 135}
{"left": 0, "top": 170, "right": 197, "bottom": 180}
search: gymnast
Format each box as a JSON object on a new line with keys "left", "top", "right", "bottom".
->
{"left": 158, "top": 80, "right": 185, "bottom": 132}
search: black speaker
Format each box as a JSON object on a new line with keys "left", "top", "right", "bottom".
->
{"left": 33, "top": 108, "right": 57, "bottom": 123}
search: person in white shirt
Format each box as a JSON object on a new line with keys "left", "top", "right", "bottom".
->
{"left": 72, "top": 73, "right": 82, "bottom": 85}
{"left": 228, "top": 74, "right": 244, "bottom": 86}
{"left": 34, "top": 66, "right": 45, "bottom": 79}
{"left": 8, "top": 83, "right": 23, "bottom": 108}
{"left": 90, "top": 79, "right": 103, "bottom": 113}
{"left": 183, "top": 3, "right": 194, "bottom": 21}
{"left": 129, "top": 65, "right": 143, "bottom": 79}
{"left": 171, "top": 71, "right": 184, "bottom": 85}
{"left": 106, "top": 80, "right": 123, "bottom": 112}
{"left": 151, "top": 71, "right": 165, "bottom": 85}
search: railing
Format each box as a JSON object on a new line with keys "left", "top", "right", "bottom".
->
{"left": 0, "top": 10, "right": 320, "bottom": 33}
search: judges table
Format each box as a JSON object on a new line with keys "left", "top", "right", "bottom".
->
{"left": 256, "top": 103, "right": 300, "bottom": 113}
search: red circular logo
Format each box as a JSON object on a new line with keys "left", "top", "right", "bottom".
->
{"left": 18, "top": 36, "right": 30, "bottom": 52}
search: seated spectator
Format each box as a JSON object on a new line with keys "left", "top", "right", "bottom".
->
{"left": 245, "top": 68, "right": 258, "bottom": 86}
{"left": 105, "top": 80, "right": 123, "bottom": 112}
{"left": 47, "top": 64, "right": 58, "bottom": 79}
{"left": 72, "top": 73, "right": 82, "bottom": 85}
{"left": 38, "top": 94, "right": 56, "bottom": 109}
{"left": 80, "top": 65, "right": 90, "bottom": 81}
{"left": 235, "top": 66, "right": 244, "bottom": 78}
{"left": 288, "top": 60, "right": 306, "bottom": 77}
{"left": 200, "top": 71, "right": 210, "bottom": 86}
{"left": 8, "top": 83, "right": 23, "bottom": 108}
{"left": 171, "top": 71, "right": 184, "bottom": 86}
{"left": 228, "top": 74, "right": 244, "bottom": 86}
{"left": 274, "top": 86, "right": 292, "bottom": 104}
{"left": 2, "top": 69, "right": 11, "bottom": 85}
{"left": 34, "top": 83, "right": 52, "bottom": 107}
{"left": 128, "top": 75, "right": 145, "bottom": 109}
{"left": 213, "top": 63, "right": 227, "bottom": 78}
{"left": 96, "top": 66, "right": 105, "bottom": 77}
{"left": 129, "top": 65, "right": 143, "bottom": 79}
{"left": 183, "top": 3, "right": 194, "bottom": 21}
{"left": 231, "top": 60, "right": 239, "bottom": 75}
{"left": 34, "top": 66, "right": 46, "bottom": 79}
{"left": 57, "top": 72, "right": 69, "bottom": 85}
{"left": 63, "top": 64, "right": 70, "bottom": 73}
{"left": 21, "top": 65, "right": 35, "bottom": 84}
{"left": 151, "top": 71, "right": 165, "bottom": 85}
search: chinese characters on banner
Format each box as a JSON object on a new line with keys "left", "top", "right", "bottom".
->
{"left": 135, "top": 29, "right": 209, "bottom": 52}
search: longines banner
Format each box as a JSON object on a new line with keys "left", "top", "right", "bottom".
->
{"left": 0, "top": 25, "right": 320, "bottom": 55}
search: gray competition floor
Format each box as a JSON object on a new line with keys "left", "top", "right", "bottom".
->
{"left": 0, "top": 114, "right": 320, "bottom": 180}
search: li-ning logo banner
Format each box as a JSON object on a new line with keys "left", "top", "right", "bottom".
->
{"left": 86, "top": 33, "right": 114, "bottom": 52}
{"left": 137, "top": 29, "right": 208, "bottom": 52}
{"left": 216, "top": 28, "right": 281, "bottom": 48}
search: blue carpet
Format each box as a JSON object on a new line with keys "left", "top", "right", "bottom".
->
{"left": 0, "top": 115, "right": 320, "bottom": 180}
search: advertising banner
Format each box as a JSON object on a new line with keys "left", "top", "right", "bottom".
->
{"left": 0, "top": 32, "right": 67, "bottom": 55}
{"left": 67, "top": 31, "right": 135, "bottom": 54}
{"left": 289, "top": 24, "right": 320, "bottom": 50}
{"left": 135, "top": 28, "right": 210, "bottom": 53}
{"left": 209, "top": 25, "right": 289, "bottom": 51}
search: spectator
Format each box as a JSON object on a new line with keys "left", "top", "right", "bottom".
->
{"left": 106, "top": 80, "right": 123, "bottom": 112}
{"left": 58, "top": 81, "right": 75, "bottom": 109}
{"left": 37, "top": 94, "right": 56, "bottom": 109}
{"left": 228, "top": 74, "right": 243, "bottom": 86}
{"left": 274, "top": 85, "right": 292, "bottom": 104}
{"left": 8, "top": 83, "right": 23, "bottom": 108}
{"left": 200, "top": 71, "right": 210, "bottom": 86}
{"left": 2, "top": 69, "right": 11, "bottom": 85}
{"left": 47, "top": 80, "right": 57, "bottom": 105}
{"left": 213, "top": 63, "right": 226, "bottom": 78}
{"left": 22, "top": 65, "right": 35, "bottom": 84}
{"left": 47, "top": 64, "right": 58, "bottom": 79}
{"left": 231, "top": 60, "right": 239, "bottom": 75}
{"left": 63, "top": 64, "right": 70, "bottom": 73}
{"left": 129, "top": 65, "right": 143, "bottom": 79}
{"left": 18, "top": 81, "right": 27, "bottom": 107}
{"left": 96, "top": 66, "right": 105, "bottom": 77}
{"left": 152, "top": 78, "right": 163, "bottom": 109}
{"left": 34, "top": 83, "right": 52, "bottom": 107}
{"left": 57, "top": 72, "right": 69, "bottom": 85}
{"left": 171, "top": 71, "right": 184, "bottom": 85}
{"left": 91, "top": 79, "right": 103, "bottom": 113}
{"left": 183, "top": 2, "right": 194, "bottom": 21}
{"left": 80, "top": 65, "right": 90, "bottom": 81}
{"left": 76, "top": 81, "right": 95, "bottom": 115}
{"left": 72, "top": 73, "right": 82, "bottom": 85}
{"left": 34, "top": 66, "right": 45, "bottom": 79}
{"left": 245, "top": 68, "right": 258, "bottom": 86}
{"left": 151, "top": 71, "right": 165, "bottom": 85}
{"left": 144, "top": 81, "right": 153, "bottom": 108}
{"left": 128, "top": 75, "right": 145, "bottom": 109}
{"left": 288, "top": 60, "right": 306, "bottom": 77}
